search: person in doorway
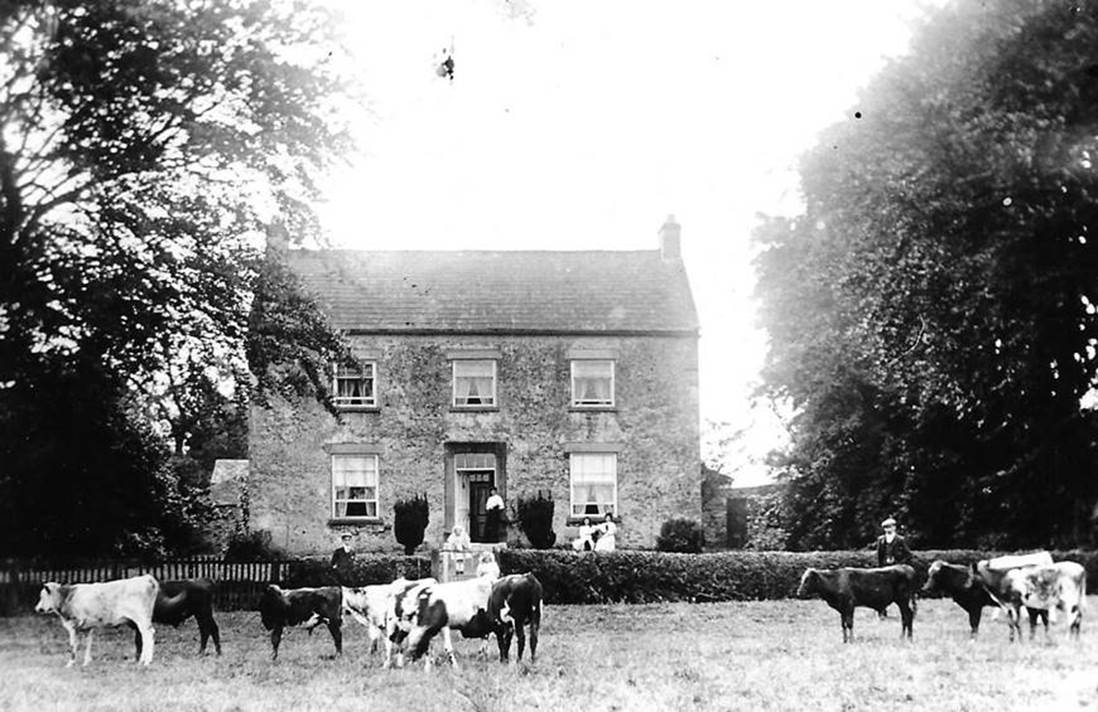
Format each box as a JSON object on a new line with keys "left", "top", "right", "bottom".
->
{"left": 445, "top": 524, "right": 471, "bottom": 575}
{"left": 485, "top": 487, "right": 505, "bottom": 542}
{"left": 331, "top": 532, "right": 355, "bottom": 584}
{"left": 594, "top": 512, "right": 618, "bottom": 552}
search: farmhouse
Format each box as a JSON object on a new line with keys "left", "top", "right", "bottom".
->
{"left": 247, "top": 217, "right": 701, "bottom": 554}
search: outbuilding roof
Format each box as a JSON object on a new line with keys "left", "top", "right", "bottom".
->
{"left": 285, "top": 248, "right": 699, "bottom": 335}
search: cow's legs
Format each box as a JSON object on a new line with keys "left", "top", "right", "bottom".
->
{"left": 967, "top": 607, "right": 982, "bottom": 640}
{"left": 897, "top": 600, "right": 914, "bottom": 640}
{"left": 496, "top": 623, "right": 513, "bottom": 663}
{"left": 528, "top": 617, "right": 539, "bottom": 662}
{"left": 440, "top": 626, "right": 458, "bottom": 669}
{"left": 134, "top": 622, "right": 154, "bottom": 665}
{"left": 197, "top": 614, "right": 221, "bottom": 655}
{"left": 1026, "top": 608, "right": 1049, "bottom": 641}
{"left": 327, "top": 619, "right": 343, "bottom": 656}
{"left": 82, "top": 629, "right": 94, "bottom": 666}
{"left": 270, "top": 626, "right": 283, "bottom": 660}
{"left": 840, "top": 611, "right": 854, "bottom": 643}
{"left": 515, "top": 619, "right": 528, "bottom": 661}
{"left": 1006, "top": 606, "right": 1022, "bottom": 643}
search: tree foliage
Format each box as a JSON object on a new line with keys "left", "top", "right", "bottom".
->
{"left": 0, "top": 0, "right": 353, "bottom": 556}
{"left": 756, "top": 0, "right": 1098, "bottom": 549}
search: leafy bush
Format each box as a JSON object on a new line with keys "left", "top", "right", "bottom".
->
{"left": 495, "top": 549, "right": 1098, "bottom": 604}
{"left": 517, "top": 491, "right": 557, "bottom": 549}
{"left": 656, "top": 517, "right": 705, "bottom": 553}
{"left": 283, "top": 554, "right": 432, "bottom": 589}
{"left": 393, "top": 494, "right": 429, "bottom": 555}
{"left": 223, "top": 530, "right": 287, "bottom": 561}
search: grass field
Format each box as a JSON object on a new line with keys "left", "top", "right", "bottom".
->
{"left": 2, "top": 597, "right": 1097, "bottom": 711}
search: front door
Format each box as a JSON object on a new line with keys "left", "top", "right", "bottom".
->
{"left": 469, "top": 479, "right": 493, "bottom": 542}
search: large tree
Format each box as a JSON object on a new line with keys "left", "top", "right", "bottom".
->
{"left": 0, "top": 0, "right": 352, "bottom": 556}
{"left": 756, "top": 0, "right": 1098, "bottom": 549}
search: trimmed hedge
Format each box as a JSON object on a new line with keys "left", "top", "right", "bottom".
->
{"left": 283, "top": 555, "right": 432, "bottom": 589}
{"left": 494, "top": 549, "right": 1098, "bottom": 604}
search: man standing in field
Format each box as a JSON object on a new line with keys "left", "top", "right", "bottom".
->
{"left": 876, "top": 517, "right": 913, "bottom": 567}
{"left": 874, "top": 517, "right": 913, "bottom": 619}
{"left": 331, "top": 533, "right": 356, "bottom": 584}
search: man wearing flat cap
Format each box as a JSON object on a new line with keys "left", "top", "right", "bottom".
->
{"left": 875, "top": 517, "right": 912, "bottom": 567}
{"left": 331, "top": 532, "right": 356, "bottom": 584}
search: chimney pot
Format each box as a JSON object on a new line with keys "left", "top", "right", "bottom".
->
{"left": 659, "top": 214, "right": 681, "bottom": 261}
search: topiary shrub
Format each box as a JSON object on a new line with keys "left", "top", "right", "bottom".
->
{"left": 393, "top": 494, "right": 429, "bottom": 555}
{"left": 517, "top": 491, "right": 556, "bottom": 549}
{"left": 656, "top": 517, "right": 705, "bottom": 553}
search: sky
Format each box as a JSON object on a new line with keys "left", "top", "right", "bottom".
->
{"left": 314, "top": 0, "right": 942, "bottom": 485}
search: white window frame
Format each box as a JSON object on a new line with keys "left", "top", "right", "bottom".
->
{"left": 570, "top": 359, "right": 615, "bottom": 407}
{"left": 569, "top": 452, "right": 618, "bottom": 517}
{"left": 331, "top": 453, "right": 380, "bottom": 519}
{"left": 332, "top": 361, "right": 377, "bottom": 408}
{"left": 452, "top": 359, "right": 497, "bottom": 408}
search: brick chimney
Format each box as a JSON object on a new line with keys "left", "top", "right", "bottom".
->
{"left": 659, "top": 214, "right": 681, "bottom": 262}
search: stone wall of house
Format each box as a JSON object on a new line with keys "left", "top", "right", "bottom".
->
{"left": 248, "top": 333, "right": 700, "bottom": 555}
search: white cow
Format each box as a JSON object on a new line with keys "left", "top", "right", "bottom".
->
{"left": 35, "top": 575, "right": 159, "bottom": 666}
{"left": 1004, "top": 561, "right": 1087, "bottom": 639}
{"left": 340, "top": 584, "right": 393, "bottom": 654}
{"left": 384, "top": 577, "right": 437, "bottom": 668}
{"left": 403, "top": 573, "right": 498, "bottom": 670}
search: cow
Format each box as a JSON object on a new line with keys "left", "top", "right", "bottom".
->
{"left": 975, "top": 558, "right": 1087, "bottom": 642}
{"left": 258, "top": 585, "right": 343, "bottom": 660}
{"left": 340, "top": 583, "right": 392, "bottom": 655}
{"left": 404, "top": 575, "right": 497, "bottom": 669}
{"left": 923, "top": 560, "right": 1053, "bottom": 640}
{"left": 35, "top": 574, "right": 159, "bottom": 667}
{"left": 384, "top": 577, "right": 437, "bottom": 668}
{"left": 487, "top": 573, "right": 543, "bottom": 663}
{"left": 133, "top": 579, "right": 221, "bottom": 659}
{"left": 797, "top": 565, "right": 917, "bottom": 643}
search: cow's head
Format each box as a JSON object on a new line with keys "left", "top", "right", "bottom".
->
{"left": 796, "top": 569, "right": 818, "bottom": 598}
{"left": 921, "top": 560, "right": 946, "bottom": 594}
{"left": 34, "top": 582, "right": 62, "bottom": 614}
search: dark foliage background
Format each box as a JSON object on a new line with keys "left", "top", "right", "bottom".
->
{"left": 755, "top": 0, "right": 1098, "bottom": 550}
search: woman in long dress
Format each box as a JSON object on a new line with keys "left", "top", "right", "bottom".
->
{"left": 594, "top": 512, "right": 617, "bottom": 552}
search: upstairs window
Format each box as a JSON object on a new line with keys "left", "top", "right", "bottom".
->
{"left": 570, "top": 452, "right": 617, "bottom": 516}
{"left": 571, "top": 360, "right": 615, "bottom": 407}
{"left": 453, "top": 359, "right": 497, "bottom": 407}
{"left": 332, "top": 454, "right": 379, "bottom": 518}
{"left": 333, "top": 362, "right": 376, "bottom": 408}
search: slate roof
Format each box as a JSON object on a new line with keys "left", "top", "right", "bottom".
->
{"left": 286, "top": 249, "right": 699, "bottom": 334}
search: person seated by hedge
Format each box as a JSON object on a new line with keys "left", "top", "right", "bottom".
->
{"left": 571, "top": 517, "right": 596, "bottom": 551}
{"left": 445, "top": 524, "right": 472, "bottom": 575}
{"left": 595, "top": 512, "right": 618, "bottom": 552}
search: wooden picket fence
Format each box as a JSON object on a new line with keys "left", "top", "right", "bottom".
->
{"left": 0, "top": 557, "right": 293, "bottom": 615}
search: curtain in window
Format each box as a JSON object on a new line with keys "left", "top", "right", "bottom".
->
{"left": 333, "top": 455, "right": 378, "bottom": 517}
{"left": 335, "top": 363, "right": 374, "bottom": 404}
{"left": 570, "top": 453, "right": 617, "bottom": 515}
{"left": 572, "top": 361, "right": 612, "bottom": 404}
{"left": 454, "top": 360, "right": 495, "bottom": 404}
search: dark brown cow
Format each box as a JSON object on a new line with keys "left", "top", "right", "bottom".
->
{"left": 133, "top": 579, "right": 221, "bottom": 658}
{"left": 258, "top": 585, "right": 342, "bottom": 660}
{"left": 797, "top": 565, "right": 917, "bottom": 643}
{"left": 488, "top": 573, "right": 542, "bottom": 663}
{"left": 922, "top": 560, "right": 1047, "bottom": 640}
